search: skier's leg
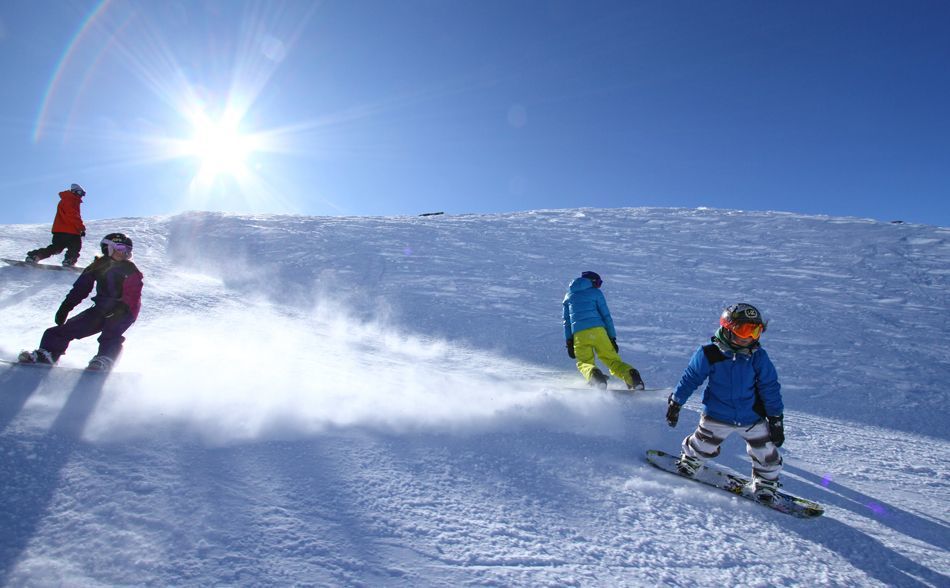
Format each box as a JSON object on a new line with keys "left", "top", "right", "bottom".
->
{"left": 39, "top": 308, "right": 105, "bottom": 359}
{"left": 739, "top": 421, "right": 783, "bottom": 482}
{"left": 589, "top": 328, "right": 635, "bottom": 386}
{"left": 27, "top": 237, "right": 65, "bottom": 262}
{"left": 95, "top": 314, "right": 134, "bottom": 361}
{"left": 572, "top": 328, "right": 600, "bottom": 382}
{"left": 682, "top": 415, "right": 736, "bottom": 464}
{"left": 61, "top": 234, "right": 82, "bottom": 266}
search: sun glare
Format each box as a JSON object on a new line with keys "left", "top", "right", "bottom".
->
{"left": 29, "top": 0, "right": 325, "bottom": 214}
{"left": 184, "top": 116, "right": 258, "bottom": 183}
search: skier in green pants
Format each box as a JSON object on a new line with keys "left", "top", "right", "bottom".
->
{"left": 562, "top": 271, "right": 644, "bottom": 390}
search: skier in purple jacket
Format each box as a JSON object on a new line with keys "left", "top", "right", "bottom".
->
{"left": 19, "top": 233, "right": 143, "bottom": 371}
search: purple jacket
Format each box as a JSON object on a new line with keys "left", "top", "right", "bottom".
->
{"left": 61, "top": 256, "right": 143, "bottom": 320}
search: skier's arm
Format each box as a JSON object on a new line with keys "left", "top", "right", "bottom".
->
{"left": 754, "top": 349, "right": 784, "bottom": 416}
{"left": 562, "top": 299, "right": 573, "bottom": 340}
{"left": 672, "top": 347, "right": 711, "bottom": 405}
{"left": 121, "top": 271, "right": 143, "bottom": 320}
{"left": 59, "top": 272, "right": 95, "bottom": 314}
{"left": 595, "top": 292, "right": 617, "bottom": 339}
{"left": 72, "top": 197, "right": 85, "bottom": 234}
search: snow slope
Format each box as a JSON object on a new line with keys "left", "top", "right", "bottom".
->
{"left": 1, "top": 208, "right": 948, "bottom": 586}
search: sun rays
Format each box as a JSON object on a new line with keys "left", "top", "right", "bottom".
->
{"left": 31, "top": 1, "right": 321, "bottom": 212}
{"left": 27, "top": 1, "right": 489, "bottom": 216}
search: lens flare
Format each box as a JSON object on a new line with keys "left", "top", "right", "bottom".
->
{"left": 866, "top": 502, "right": 888, "bottom": 516}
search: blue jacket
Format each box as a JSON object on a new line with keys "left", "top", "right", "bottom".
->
{"left": 672, "top": 342, "right": 783, "bottom": 426}
{"left": 562, "top": 277, "right": 617, "bottom": 340}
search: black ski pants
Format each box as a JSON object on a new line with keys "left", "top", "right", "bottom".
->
{"left": 28, "top": 232, "right": 83, "bottom": 264}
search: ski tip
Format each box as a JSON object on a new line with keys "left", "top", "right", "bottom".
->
{"left": 1, "top": 258, "right": 83, "bottom": 272}
{"left": 0, "top": 358, "right": 122, "bottom": 374}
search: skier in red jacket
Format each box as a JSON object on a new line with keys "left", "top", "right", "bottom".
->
{"left": 26, "top": 183, "right": 87, "bottom": 267}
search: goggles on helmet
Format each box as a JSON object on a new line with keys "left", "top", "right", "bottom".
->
{"left": 101, "top": 238, "right": 132, "bottom": 257}
{"left": 720, "top": 317, "right": 763, "bottom": 340}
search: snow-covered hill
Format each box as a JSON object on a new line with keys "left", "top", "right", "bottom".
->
{"left": 1, "top": 208, "right": 948, "bottom": 586}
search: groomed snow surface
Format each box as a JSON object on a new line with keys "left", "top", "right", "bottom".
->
{"left": 1, "top": 207, "right": 947, "bottom": 586}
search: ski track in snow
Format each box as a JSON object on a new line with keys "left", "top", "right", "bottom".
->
{"left": 0, "top": 207, "right": 948, "bottom": 586}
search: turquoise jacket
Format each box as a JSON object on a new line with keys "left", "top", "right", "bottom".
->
{"left": 562, "top": 277, "right": 617, "bottom": 340}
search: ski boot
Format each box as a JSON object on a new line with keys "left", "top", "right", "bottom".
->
{"left": 86, "top": 355, "right": 114, "bottom": 372}
{"left": 19, "top": 349, "right": 55, "bottom": 364}
{"left": 676, "top": 454, "right": 701, "bottom": 477}
{"left": 750, "top": 477, "right": 780, "bottom": 503}
{"left": 589, "top": 368, "right": 608, "bottom": 390}
{"left": 62, "top": 258, "right": 77, "bottom": 268}
{"left": 24, "top": 254, "right": 39, "bottom": 264}
{"left": 627, "top": 368, "right": 645, "bottom": 390}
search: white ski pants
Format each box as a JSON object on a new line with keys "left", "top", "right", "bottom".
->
{"left": 681, "top": 415, "right": 783, "bottom": 482}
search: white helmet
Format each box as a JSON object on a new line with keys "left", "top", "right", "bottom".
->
{"left": 70, "top": 183, "right": 85, "bottom": 197}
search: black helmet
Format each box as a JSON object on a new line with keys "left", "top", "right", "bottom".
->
{"left": 100, "top": 232, "right": 133, "bottom": 256}
{"left": 719, "top": 303, "right": 766, "bottom": 340}
{"left": 581, "top": 271, "right": 603, "bottom": 288}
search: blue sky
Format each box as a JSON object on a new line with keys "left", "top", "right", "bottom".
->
{"left": 1, "top": 0, "right": 948, "bottom": 226}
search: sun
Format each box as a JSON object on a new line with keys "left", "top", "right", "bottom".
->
{"left": 183, "top": 114, "right": 259, "bottom": 184}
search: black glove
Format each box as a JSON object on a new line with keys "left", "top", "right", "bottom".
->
{"left": 666, "top": 395, "right": 681, "bottom": 427}
{"left": 80, "top": 230, "right": 86, "bottom": 237}
{"left": 566, "top": 338, "right": 575, "bottom": 359}
{"left": 54, "top": 304, "right": 69, "bottom": 326}
{"left": 610, "top": 337, "right": 619, "bottom": 352}
{"left": 104, "top": 302, "right": 129, "bottom": 320}
{"left": 767, "top": 415, "right": 785, "bottom": 447}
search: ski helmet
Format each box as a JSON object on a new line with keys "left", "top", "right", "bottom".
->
{"left": 581, "top": 271, "right": 603, "bottom": 288}
{"left": 70, "top": 183, "right": 86, "bottom": 197}
{"left": 100, "top": 232, "right": 133, "bottom": 256}
{"left": 719, "top": 303, "right": 766, "bottom": 340}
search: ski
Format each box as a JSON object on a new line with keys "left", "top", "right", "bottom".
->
{"left": 561, "top": 386, "right": 671, "bottom": 394}
{"left": 1, "top": 258, "right": 83, "bottom": 273}
{"left": 1, "top": 358, "right": 113, "bottom": 374}
{"left": 645, "top": 449, "right": 824, "bottom": 518}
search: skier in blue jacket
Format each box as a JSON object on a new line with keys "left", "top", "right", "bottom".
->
{"left": 563, "top": 271, "right": 644, "bottom": 390}
{"left": 665, "top": 303, "right": 785, "bottom": 502}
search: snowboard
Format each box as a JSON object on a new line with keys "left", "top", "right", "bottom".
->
{"left": 0, "top": 358, "right": 112, "bottom": 374}
{"left": 645, "top": 449, "right": 824, "bottom": 519}
{"left": 1, "top": 258, "right": 83, "bottom": 273}
{"left": 564, "top": 385, "right": 670, "bottom": 394}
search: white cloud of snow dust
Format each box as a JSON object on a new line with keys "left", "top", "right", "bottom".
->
{"left": 84, "top": 291, "right": 623, "bottom": 445}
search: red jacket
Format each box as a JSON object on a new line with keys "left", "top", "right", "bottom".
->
{"left": 51, "top": 190, "right": 85, "bottom": 235}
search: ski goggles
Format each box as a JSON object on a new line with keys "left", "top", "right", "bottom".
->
{"left": 102, "top": 239, "right": 132, "bottom": 256}
{"left": 720, "top": 319, "right": 764, "bottom": 340}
